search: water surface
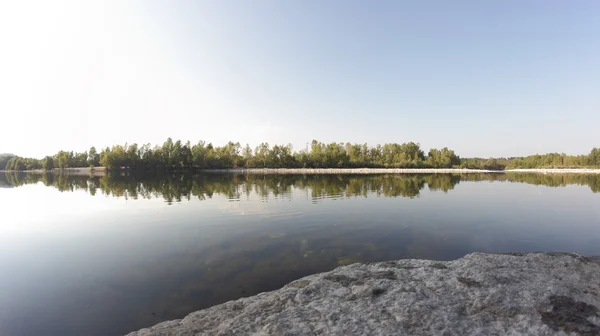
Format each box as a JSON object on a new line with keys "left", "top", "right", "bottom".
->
{"left": 1, "top": 172, "right": 599, "bottom": 335}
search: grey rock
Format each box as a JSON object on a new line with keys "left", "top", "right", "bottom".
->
{"left": 126, "top": 253, "right": 600, "bottom": 336}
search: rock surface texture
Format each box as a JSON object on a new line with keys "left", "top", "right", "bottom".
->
{"left": 127, "top": 253, "right": 600, "bottom": 336}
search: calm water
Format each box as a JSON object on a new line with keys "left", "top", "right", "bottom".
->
{"left": 1, "top": 172, "right": 599, "bottom": 335}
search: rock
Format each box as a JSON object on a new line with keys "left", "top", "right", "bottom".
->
{"left": 126, "top": 253, "right": 600, "bottom": 336}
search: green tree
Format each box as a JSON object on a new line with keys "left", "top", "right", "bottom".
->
{"left": 427, "top": 147, "right": 460, "bottom": 168}
{"left": 42, "top": 156, "right": 54, "bottom": 170}
{"left": 55, "top": 151, "right": 69, "bottom": 170}
{"left": 590, "top": 148, "right": 600, "bottom": 166}
{"left": 242, "top": 144, "right": 253, "bottom": 167}
{"left": 255, "top": 143, "right": 270, "bottom": 168}
{"left": 0, "top": 155, "right": 15, "bottom": 170}
{"left": 309, "top": 140, "right": 325, "bottom": 167}
{"left": 162, "top": 138, "right": 175, "bottom": 167}
{"left": 88, "top": 147, "right": 100, "bottom": 166}
{"left": 484, "top": 158, "right": 501, "bottom": 170}
{"left": 191, "top": 141, "right": 207, "bottom": 168}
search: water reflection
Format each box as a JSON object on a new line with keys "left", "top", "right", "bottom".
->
{"left": 1, "top": 172, "right": 598, "bottom": 203}
{"left": 0, "top": 172, "right": 599, "bottom": 336}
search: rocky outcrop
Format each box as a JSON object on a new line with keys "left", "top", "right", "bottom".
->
{"left": 127, "top": 253, "right": 600, "bottom": 336}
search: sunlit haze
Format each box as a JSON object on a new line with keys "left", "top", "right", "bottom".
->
{"left": 1, "top": 1, "right": 598, "bottom": 158}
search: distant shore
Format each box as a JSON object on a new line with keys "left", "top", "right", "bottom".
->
{"left": 202, "top": 168, "right": 503, "bottom": 174}
{"left": 202, "top": 168, "right": 600, "bottom": 174}
{"left": 1, "top": 168, "right": 600, "bottom": 175}
{"left": 0, "top": 167, "right": 108, "bottom": 176}
{"left": 505, "top": 168, "right": 600, "bottom": 174}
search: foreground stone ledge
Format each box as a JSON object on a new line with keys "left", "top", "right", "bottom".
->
{"left": 127, "top": 253, "right": 600, "bottom": 336}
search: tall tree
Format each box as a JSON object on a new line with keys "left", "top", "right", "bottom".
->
{"left": 42, "top": 156, "right": 54, "bottom": 170}
{"left": 88, "top": 147, "right": 100, "bottom": 166}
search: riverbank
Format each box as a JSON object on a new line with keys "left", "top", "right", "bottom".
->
{"left": 2, "top": 168, "right": 600, "bottom": 175}
{"left": 0, "top": 167, "right": 107, "bottom": 176}
{"left": 203, "top": 168, "right": 503, "bottom": 174}
{"left": 127, "top": 252, "right": 600, "bottom": 336}
{"left": 505, "top": 168, "right": 600, "bottom": 174}
{"left": 203, "top": 168, "right": 600, "bottom": 174}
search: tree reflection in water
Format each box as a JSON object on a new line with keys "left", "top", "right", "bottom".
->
{"left": 1, "top": 172, "right": 598, "bottom": 203}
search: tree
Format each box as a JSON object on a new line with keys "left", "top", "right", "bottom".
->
{"left": 294, "top": 150, "right": 310, "bottom": 168}
{"left": 192, "top": 141, "right": 207, "bottom": 168}
{"left": 5, "top": 157, "right": 16, "bottom": 170}
{"left": 347, "top": 143, "right": 366, "bottom": 167}
{"left": 484, "top": 158, "right": 501, "bottom": 170}
{"left": 126, "top": 143, "right": 140, "bottom": 169}
{"left": 269, "top": 144, "right": 296, "bottom": 168}
{"left": 0, "top": 155, "right": 15, "bottom": 170}
{"left": 590, "top": 148, "right": 600, "bottom": 167}
{"left": 88, "top": 147, "right": 100, "bottom": 166}
{"left": 324, "top": 142, "right": 347, "bottom": 168}
{"left": 242, "top": 144, "right": 253, "bottom": 167}
{"left": 427, "top": 147, "right": 460, "bottom": 168}
{"left": 162, "top": 138, "right": 175, "bottom": 167}
{"left": 255, "top": 143, "right": 270, "bottom": 168}
{"left": 42, "top": 156, "right": 54, "bottom": 170}
{"left": 73, "top": 151, "right": 88, "bottom": 167}
{"left": 55, "top": 151, "right": 70, "bottom": 170}
{"left": 309, "top": 140, "right": 325, "bottom": 167}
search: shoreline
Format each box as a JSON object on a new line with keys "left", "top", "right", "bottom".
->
{"left": 505, "top": 168, "right": 600, "bottom": 174}
{"left": 203, "top": 168, "right": 600, "bottom": 174}
{"left": 201, "top": 168, "right": 503, "bottom": 174}
{"left": 0, "top": 168, "right": 107, "bottom": 176}
{"left": 2, "top": 167, "right": 600, "bottom": 175}
{"left": 127, "top": 252, "right": 600, "bottom": 336}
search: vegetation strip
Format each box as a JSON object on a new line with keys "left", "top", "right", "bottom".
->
{"left": 1, "top": 139, "right": 599, "bottom": 171}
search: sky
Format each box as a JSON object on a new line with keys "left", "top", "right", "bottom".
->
{"left": 0, "top": 0, "right": 598, "bottom": 159}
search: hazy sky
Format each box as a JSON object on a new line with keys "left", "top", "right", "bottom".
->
{"left": 1, "top": 1, "right": 598, "bottom": 158}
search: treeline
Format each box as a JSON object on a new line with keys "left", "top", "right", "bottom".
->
{"left": 505, "top": 150, "right": 600, "bottom": 169}
{"left": 1, "top": 138, "right": 599, "bottom": 171}
{"left": 1, "top": 139, "right": 460, "bottom": 171}
{"left": 460, "top": 149, "right": 600, "bottom": 170}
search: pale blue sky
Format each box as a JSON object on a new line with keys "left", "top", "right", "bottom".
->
{"left": 0, "top": 1, "right": 598, "bottom": 158}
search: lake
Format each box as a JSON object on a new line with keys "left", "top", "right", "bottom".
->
{"left": 1, "top": 172, "right": 599, "bottom": 335}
